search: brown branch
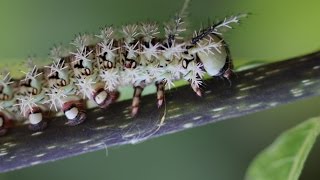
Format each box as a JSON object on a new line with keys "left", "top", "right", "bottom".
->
{"left": 0, "top": 51, "right": 319, "bottom": 172}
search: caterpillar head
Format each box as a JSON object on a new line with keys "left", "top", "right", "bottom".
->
{"left": 187, "top": 34, "right": 232, "bottom": 79}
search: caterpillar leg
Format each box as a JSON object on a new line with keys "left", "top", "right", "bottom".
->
{"left": 131, "top": 86, "right": 144, "bottom": 117}
{"left": 0, "top": 115, "right": 8, "bottom": 136}
{"left": 0, "top": 127, "right": 8, "bottom": 136}
{"left": 28, "top": 120, "right": 48, "bottom": 131}
{"left": 190, "top": 82, "right": 202, "bottom": 97}
{"left": 156, "top": 81, "right": 166, "bottom": 108}
{"left": 221, "top": 57, "right": 234, "bottom": 82}
{"left": 63, "top": 100, "right": 86, "bottom": 126}
{"left": 0, "top": 112, "right": 14, "bottom": 136}
{"left": 27, "top": 107, "right": 48, "bottom": 131}
{"left": 109, "top": 90, "right": 120, "bottom": 103}
{"left": 93, "top": 88, "right": 120, "bottom": 109}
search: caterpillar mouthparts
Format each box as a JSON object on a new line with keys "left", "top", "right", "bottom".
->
{"left": 0, "top": 0, "right": 246, "bottom": 136}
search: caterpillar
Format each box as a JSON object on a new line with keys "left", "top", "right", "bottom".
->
{"left": 0, "top": 0, "right": 246, "bottom": 136}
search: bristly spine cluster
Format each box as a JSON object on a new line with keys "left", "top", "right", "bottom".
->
{"left": 44, "top": 88, "right": 67, "bottom": 111}
{"left": 21, "top": 65, "right": 42, "bottom": 83}
{"left": 140, "top": 22, "right": 160, "bottom": 42}
{"left": 0, "top": 72, "right": 13, "bottom": 87}
{"left": 16, "top": 95, "right": 38, "bottom": 116}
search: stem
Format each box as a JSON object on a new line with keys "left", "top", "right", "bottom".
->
{"left": 0, "top": 51, "right": 319, "bottom": 172}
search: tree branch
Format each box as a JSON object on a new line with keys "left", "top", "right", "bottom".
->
{"left": 0, "top": 51, "right": 319, "bottom": 172}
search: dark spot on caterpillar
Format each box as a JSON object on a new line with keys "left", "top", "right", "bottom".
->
{"left": 48, "top": 72, "right": 59, "bottom": 80}
{"left": 185, "top": 45, "right": 194, "bottom": 50}
{"left": 74, "top": 60, "right": 84, "bottom": 69}
{"left": 20, "top": 79, "right": 32, "bottom": 87}
{"left": 75, "top": 74, "right": 82, "bottom": 79}
{"left": 143, "top": 41, "right": 150, "bottom": 48}
{"left": 98, "top": 57, "right": 104, "bottom": 64}
{"left": 98, "top": 52, "right": 108, "bottom": 62}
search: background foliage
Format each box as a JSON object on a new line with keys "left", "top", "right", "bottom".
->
{"left": 0, "top": 0, "right": 319, "bottom": 179}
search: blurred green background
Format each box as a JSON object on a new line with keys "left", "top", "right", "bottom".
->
{"left": 0, "top": 0, "right": 319, "bottom": 179}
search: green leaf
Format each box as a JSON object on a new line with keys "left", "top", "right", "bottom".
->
{"left": 245, "top": 116, "right": 320, "bottom": 180}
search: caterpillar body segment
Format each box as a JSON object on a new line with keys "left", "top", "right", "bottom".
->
{"left": 17, "top": 64, "right": 49, "bottom": 131}
{"left": 70, "top": 36, "right": 120, "bottom": 109}
{"left": 45, "top": 51, "right": 88, "bottom": 126}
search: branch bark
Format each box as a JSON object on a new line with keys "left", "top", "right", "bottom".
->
{"left": 0, "top": 51, "right": 319, "bottom": 172}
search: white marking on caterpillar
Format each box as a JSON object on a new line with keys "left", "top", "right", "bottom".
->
{"left": 29, "top": 113, "right": 43, "bottom": 125}
{"left": 65, "top": 107, "right": 79, "bottom": 120}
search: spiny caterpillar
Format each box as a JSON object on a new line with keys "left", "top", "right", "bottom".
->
{"left": 0, "top": 0, "right": 246, "bottom": 136}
